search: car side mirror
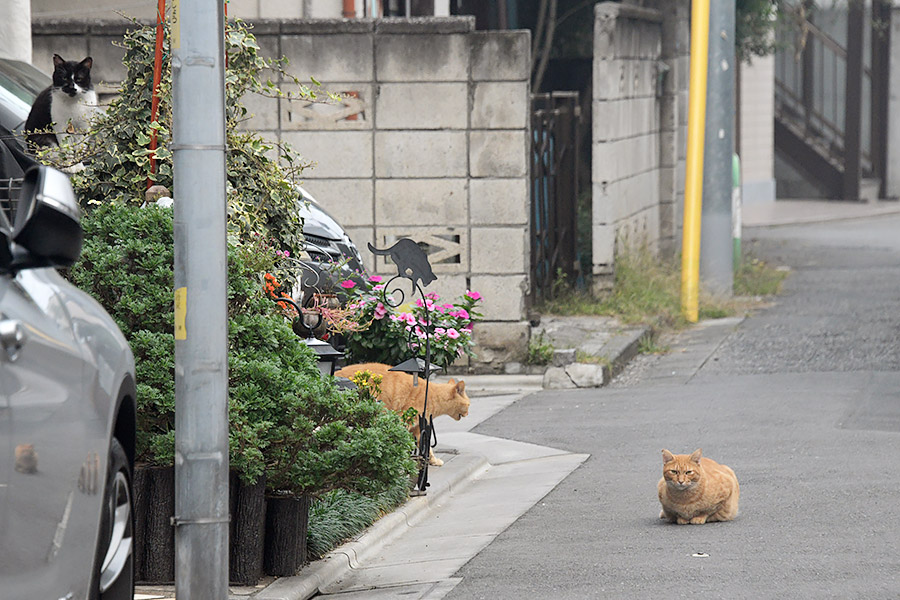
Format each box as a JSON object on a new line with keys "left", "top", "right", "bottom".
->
{"left": 12, "top": 166, "right": 83, "bottom": 268}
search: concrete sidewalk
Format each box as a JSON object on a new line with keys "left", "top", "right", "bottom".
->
{"left": 135, "top": 374, "right": 591, "bottom": 600}
{"left": 743, "top": 197, "right": 900, "bottom": 227}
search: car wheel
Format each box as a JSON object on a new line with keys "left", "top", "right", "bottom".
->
{"left": 95, "top": 438, "right": 134, "bottom": 600}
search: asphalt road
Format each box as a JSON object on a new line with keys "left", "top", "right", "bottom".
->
{"left": 445, "top": 215, "right": 900, "bottom": 599}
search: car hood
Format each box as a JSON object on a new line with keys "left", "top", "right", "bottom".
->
{"left": 297, "top": 188, "right": 345, "bottom": 241}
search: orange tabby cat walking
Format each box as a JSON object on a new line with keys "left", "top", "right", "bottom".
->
{"left": 335, "top": 362, "right": 470, "bottom": 466}
{"left": 658, "top": 448, "right": 739, "bottom": 525}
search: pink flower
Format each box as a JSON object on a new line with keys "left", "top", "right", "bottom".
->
{"left": 452, "top": 308, "right": 469, "bottom": 320}
{"left": 435, "top": 327, "right": 446, "bottom": 336}
{"left": 340, "top": 280, "right": 356, "bottom": 289}
{"left": 415, "top": 299, "right": 424, "bottom": 307}
{"left": 369, "top": 275, "right": 383, "bottom": 283}
{"left": 466, "top": 290, "right": 482, "bottom": 301}
{"left": 401, "top": 312, "right": 416, "bottom": 326}
{"left": 373, "top": 284, "right": 385, "bottom": 292}
{"left": 426, "top": 292, "right": 440, "bottom": 301}
{"left": 446, "top": 328, "right": 460, "bottom": 339}
{"left": 374, "top": 302, "right": 387, "bottom": 320}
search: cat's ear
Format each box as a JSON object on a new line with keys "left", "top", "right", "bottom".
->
{"left": 690, "top": 448, "right": 703, "bottom": 464}
{"left": 662, "top": 449, "right": 675, "bottom": 463}
{"left": 456, "top": 380, "right": 465, "bottom": 393}
{"left": 53, "top": 54, "right": 65, "bottom": 67}
{"left": 79, "top": 57, "right": 93, "bottom": 70}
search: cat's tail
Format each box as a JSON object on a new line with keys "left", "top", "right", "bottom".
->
{"left": 367, "top": 242, "right": 398, "bottom": 256}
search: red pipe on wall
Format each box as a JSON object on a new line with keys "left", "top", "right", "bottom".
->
{"left": 148, "top": 0, "right": 166, "bottom": 189}
{"left": 343, "top": 0, "right": 355, "bottom": 18}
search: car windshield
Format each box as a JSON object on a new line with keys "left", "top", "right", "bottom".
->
{"left": 0, "top": 59, "right": 49, "bottom": 104}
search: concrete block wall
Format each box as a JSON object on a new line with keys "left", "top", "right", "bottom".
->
{"left": 653, "top": 0, "right": 690, "bottom": 258}
{"left": 739, "top": 55, "right": 776, "bottom": 205}
{"left": 31, "top": 0, "right": 349, "bottom": 24}
{"left": 32, "top": 17, "right": 532, "bottom": 372}
{"left": 254, "top": 18, "right": 532, "bottom": 371}
{"left": 591, "top": 3, "right": 666, "bottom": 293}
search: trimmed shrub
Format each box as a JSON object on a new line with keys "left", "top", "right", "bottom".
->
{"left": 66, "top": 203, "right": 416, "bottom": 496}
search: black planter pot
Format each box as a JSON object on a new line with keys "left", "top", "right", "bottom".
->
{"left": 229, "top": 472, "right": 267, "bottom": 585}
{"left": 133, "top": 465, "right": 175, "bottom": 583}
{"left": 263, "top": 494, "right": 311, "bottom": 576}
{"left": 133, "top": 466, "right": 267, "bottom": 586}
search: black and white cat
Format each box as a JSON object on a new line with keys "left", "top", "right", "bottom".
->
{"left": 25, "top": 54, "right": 98, "bottom": 150}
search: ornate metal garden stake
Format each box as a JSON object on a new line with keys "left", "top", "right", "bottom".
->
{"left": 368, "top": 239, "right": 439, "bottom": 495}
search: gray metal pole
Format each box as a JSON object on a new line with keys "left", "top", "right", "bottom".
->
{"left": 700, "top": 0, "right": 735, "bottom": 296}
{"left": 171, "top": 0, "right": 230, "bottom": 598}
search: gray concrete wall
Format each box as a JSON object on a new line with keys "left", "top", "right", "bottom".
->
{"left": 591, "top": 2, "right": 681, "bottom": 293}
{"left": 32, "top": 17, "right": 532, "bottom": 372}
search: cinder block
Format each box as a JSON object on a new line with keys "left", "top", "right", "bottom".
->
{"left": 593, "top": 11, "right": 616, "bottom": 57}
{"left": 592, "top": 181, "right": 612, "bottom": 224}
{"left": 469, "top": 178, "right": 528, "bottom": 226}
{"left": 420, "top": 275, "right": 469, "bottom": 307}
{"left": 470, "top": 130, "right": 527, "bottom": 178}
{"left": 281, "top": 84, "right": 372, "bottom": 131}
{"left": 281, "top": 34, "right": 374, "bottom": 82}
{"left": 249, "top": 30, "right": 281, "bottom": 62}
{"left": 469, "top": 275, "right": 526, "bottom": 321}
{"left": 375, "top": 226, "right": 468, "bottom": 274}
{"left": 594, "top": 99, "right": 629, "bottom": 142}
{"left": 32, "top": 39, "right": 88, "bottom": 76}
{"left": 659, "top": 166, "right": 677, "bottom": 203}
{"left": 300, "top": 179, "right": 374, "bottom": 227}
{"left": 593, "top": 59, "right": 624, "bottom": 101}
{"left": 374, "top": 131, "right": 468, "bottom": 178}
{"left": 239, "top": 92, "right": 281, "bottom": 131}
{"left": 86, "top": 36, "right": 126, "bottom": 84}
{"left": 471, "top": 82, "right": 528, "bottom": 129}
{"left": 258, "top": 0, "right": 302, "bottom": 19}
{"left": 376, "top": 83, "right": 467, "bottom": 130}
{"left": 470, "top": 227, "right": 527, "bottom": 274}
{"left": 472, "top": 321, "right": 530, "bottom": 365}
{"left": 593, "top": 139, "right": 621, "bottom": 184}
{"left": 632, "top": 60, "right": 656, "bottom": 97}
{"left": 282, "top": 130, "right": 373, "bottom": 178}
{"left": 593, "top": 224, "right": 616, "bottom": 266}
{"left": 375, "top": 179, "right": 468, "bottom": 226}
{"left": 376, "top": 34, "right": 469, "bottom": 82}
{"left": 471, "top": 31, "right": 530, "bottom": 81}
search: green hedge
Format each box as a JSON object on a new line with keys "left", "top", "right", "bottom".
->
{"left": 66, "top": 203, "right": 415, "bottom": 497}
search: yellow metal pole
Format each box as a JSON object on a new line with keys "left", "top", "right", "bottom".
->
{"left": 681, "top": 0, "right": 711, "bottom": 323}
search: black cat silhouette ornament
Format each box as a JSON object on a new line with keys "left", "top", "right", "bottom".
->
{"left": 368, "top": 239, "right": 437, "bottom": 288}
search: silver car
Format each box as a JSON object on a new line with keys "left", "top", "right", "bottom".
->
{"left": 0, "top": 163, "right": 137, "bottom": 598}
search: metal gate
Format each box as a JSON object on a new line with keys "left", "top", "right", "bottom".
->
{"left": 530, "top": 91, "right": 581, "bottom": 304}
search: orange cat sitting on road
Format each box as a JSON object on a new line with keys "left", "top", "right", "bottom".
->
{"left": 658, "top": 448, "right": 739, "bottom": 525}
{"left": 335, "top": 362, "right": 470, "bottom": 466}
